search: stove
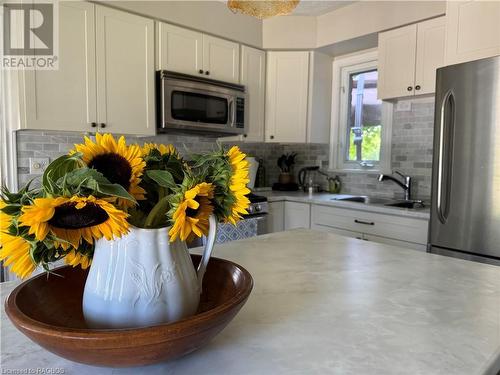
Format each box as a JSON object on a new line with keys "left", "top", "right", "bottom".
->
{"left": 245, "top": 193, "right": 269, "bottom": 216}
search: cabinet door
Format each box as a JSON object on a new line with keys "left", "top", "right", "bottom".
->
{"left": 22, "top": 1, "right": 96, "bottom": 132}
{"left": 414, "top": 17, "right": 446, "bottom": 95}
{"left": 284, "top": 202, "right": 311, "bottom": 230}
{"left": 157, "top": 22, "right": 203, "bottom": 75}
{"left": 265, "top": 51, "right": 309, "bottom": 143}
{"left": 445, "top": 1, "right": 500, "bottom": 65}
{"left": 378, "top": 24, "right": 417, "bottom": 100}
{"left": 95, "top": 6, "right": 155, "bottom": 135}
{"left": 267, "top": 201, "right": 285, "bottom": 233}
{"left": 202, "top": 35, "right": 240, "bottom": 83}
{"left": 240, "top": 46, "right": 266, "bottom": 142}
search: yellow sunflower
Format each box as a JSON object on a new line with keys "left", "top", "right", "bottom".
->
{"left": 64, "top": 249, "right": 91, "bottom": 269}
{"left": 225, "top": 146, "right": 251, "bottom": 225}
{"left": 71, "top": 133, "right": 146, "bottom": 208}
{"left": 169, "top": 183, "right": 214, "bottom": 242}
{"left": 19, "top": 195, "right": 129, "bottom": 250}
{"left": 142, "top": 143, "right": 177, "bottom": 157}
{"left": 0, "top": 200, "right": 36, "bottom": 279}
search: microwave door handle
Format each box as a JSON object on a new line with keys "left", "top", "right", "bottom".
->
{"left": 161, "top": 76, "right": 166, "bottom": 128}
{"left": 228, "top": 99, "right": 234, "bottom": 126}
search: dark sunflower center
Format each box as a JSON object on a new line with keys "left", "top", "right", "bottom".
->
{"left": 186, "top": 198, "right": 200, "bottom": 218}
{"left": 48, "top": 203, "right": 109, "bottom": 229}
{"left": 88, "top": 153, "right": 132, "bottom": 190}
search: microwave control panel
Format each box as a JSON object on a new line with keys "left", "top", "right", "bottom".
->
{"left": 235, "top": 97, "right": 245, "bottom": 129}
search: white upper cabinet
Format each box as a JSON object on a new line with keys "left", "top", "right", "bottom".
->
{"left": 378, "top": 17, "right": 445, "bottom": 100}
{"left": 265, "top": 51, "right": 309, "bottom": 143}
{"left": 202, "top": 35, "right": 240, "bottom": 83}
{"left": 20, "top": 3, "right": 155, "bottom": 136}
{"left": 415, "top": 17, "right": 446, "bottom": 95}
{"left": 21, "top": 1, "right": 96, "bottom": 132}
{"left": 240, "top": 46, "right": 266, "bottom": 142}
{"left": 265, "top": 51, "right": 331, "bottom": 143}
{"left": 95, "top": 6, "right": 155, "bottom": 135}
{"left": 445, "top": 0, "right": 500, "bottom": 65}
{"left": 157, "top": 22, "right": 240, "bottom": 84}
{"left": 157, "top": 23, "right": 203, "bottom": 75}
{"left": 378, "top": 24, "right": 418, "bottom": 99}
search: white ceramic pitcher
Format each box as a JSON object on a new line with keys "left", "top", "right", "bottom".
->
{"left": 82, "top": 216, "right": 217, "bottom": 329}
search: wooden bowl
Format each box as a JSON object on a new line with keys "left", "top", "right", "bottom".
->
{"left": 5, "top": 255, "right": 253, "bottom": 367}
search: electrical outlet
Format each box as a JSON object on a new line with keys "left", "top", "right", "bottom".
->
{"left": 29, "top": 157, "right": 50, "bottom": 175}
{"left": 396, "top": 100, "right": 412, "bottom": 111}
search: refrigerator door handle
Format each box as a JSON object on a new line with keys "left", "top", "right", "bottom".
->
{"left": 437, "top": 90, "right": 455, "bottom": 224}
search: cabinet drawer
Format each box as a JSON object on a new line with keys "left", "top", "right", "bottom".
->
{"left": 312, "top": 204, "right": 428, "bottom": 245}
{"left": 311, "top": 223, "right": 363, "bottom": 240}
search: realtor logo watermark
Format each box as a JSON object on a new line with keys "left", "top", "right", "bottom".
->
{"left": 1, "top": 0, "right": 59, "bottom": 69}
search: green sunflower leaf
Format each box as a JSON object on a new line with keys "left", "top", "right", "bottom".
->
{"left": 145, "top": 170, "right": 176, "bottom": 190}
{"left": 61, "top": 168, "right": 136, "bottom": 203}
{"left": 42, "top": 153, "right": 84, "bottom": 193}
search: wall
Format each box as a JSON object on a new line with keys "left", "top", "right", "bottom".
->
{"left": 16, "top": 97, "right": 434, "bottom": 200}
{"left": 262, "top": 1, "right": 446, "bottom": 50}
{"left": 228, "top": 96, "right": 435, "bottom": 200}
{"left": 262, "top": 16, "right": 316, "bottom": 49}
{"left": 105, "top": 1, "right": 263, "bottom": 48}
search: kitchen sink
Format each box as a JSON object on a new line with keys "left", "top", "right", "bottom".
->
{"left": 332, "top": 195, "right": 425, "bottom": 209}
{"left": 384, "top": 201, "right": 425, "bottom": 209}
{"left": 331, "top": 196, "right": 393, "bottom": 205}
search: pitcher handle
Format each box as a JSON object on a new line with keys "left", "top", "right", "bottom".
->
{"left": 196, "top": 215, "right": 217, "bottom": 293}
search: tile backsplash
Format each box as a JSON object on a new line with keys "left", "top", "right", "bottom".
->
{"left": 16, "top": 97, "right": 434, "bottom": 200}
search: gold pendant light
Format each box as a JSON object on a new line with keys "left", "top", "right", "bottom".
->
{"left": 227, "top": 0, "right": 300, "bottom": 19}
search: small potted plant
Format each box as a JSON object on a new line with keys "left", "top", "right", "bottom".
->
{"left": 277, "top": 153, "right": 297, "bottom": 185}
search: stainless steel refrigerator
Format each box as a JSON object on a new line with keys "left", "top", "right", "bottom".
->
{"left": 429, "top": 55, "right": 500, "bottom": 265}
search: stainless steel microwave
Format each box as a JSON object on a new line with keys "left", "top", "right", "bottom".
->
{"left": 157, "top": 71, "right": 246, "bottom": 136}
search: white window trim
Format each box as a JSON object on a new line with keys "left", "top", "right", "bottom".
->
{"left": 328, "top": 49, "right": 392, "bottom": 174}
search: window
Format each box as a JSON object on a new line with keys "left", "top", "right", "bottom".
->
{"left": 329, "top": 51, "right": 392, "bottom": 172}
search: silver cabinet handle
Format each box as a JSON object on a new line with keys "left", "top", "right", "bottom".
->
{"left": 437, "top": 90, "right": 455, "bottom": 224}
{"left": 354, "top": 219, "right": 374, "bottom": 226}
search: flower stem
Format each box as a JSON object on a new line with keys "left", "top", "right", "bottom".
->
{"left": 144, "top": 196, "right": 170, "bottom": 228}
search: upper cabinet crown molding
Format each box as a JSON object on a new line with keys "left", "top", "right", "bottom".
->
{"left": 378, "top": 16, "right": 445, "bottom": 100}
{"left": 157, "top": 21, "right": 240, "bottom": 84}
{"left": 445, "top": 0, "right": 500, "bottom": 65}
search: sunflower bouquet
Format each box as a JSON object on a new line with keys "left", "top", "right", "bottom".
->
{"left": 0, "top": 134, "right": 250, "bottom": 279}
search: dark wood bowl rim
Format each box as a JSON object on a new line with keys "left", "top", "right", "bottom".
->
{"left": 5, "top": 255, "right": 253, "bottom": 346}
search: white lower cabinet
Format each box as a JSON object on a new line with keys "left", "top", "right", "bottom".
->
{"left": 284, "top": 202, "right": 311, "bottom": 230}
{"left": 267, "top": 202, "right": 285, "bottom": 233}
{"left": 311, "top": 204, "right": 428, "bottom": 251}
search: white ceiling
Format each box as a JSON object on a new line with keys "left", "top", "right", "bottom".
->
{"left": 291, "top": 1, "right": 356, "bottom": 16}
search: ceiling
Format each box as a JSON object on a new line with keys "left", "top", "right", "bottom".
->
{"left": 291, "top": 1, "right": 356, "bottom": 16}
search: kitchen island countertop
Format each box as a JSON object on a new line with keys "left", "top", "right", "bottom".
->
{"left": 1, "top": 229, "right": 499, "bottom": 374}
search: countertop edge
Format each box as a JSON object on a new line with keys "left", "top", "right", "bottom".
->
{"left": 262, "top": 193, "right": 430, "bottom": 220}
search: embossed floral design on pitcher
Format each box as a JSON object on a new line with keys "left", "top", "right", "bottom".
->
{"left": 82, "top": 216, "right": 217, "bottom": 329}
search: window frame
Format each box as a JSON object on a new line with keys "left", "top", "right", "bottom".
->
{"left": 329, "top": 50, "right": 392, "bottom": 173}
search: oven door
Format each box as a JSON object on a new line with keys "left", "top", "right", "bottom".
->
{"left": 161, "top": 81, "right": 242, "bottom": 135}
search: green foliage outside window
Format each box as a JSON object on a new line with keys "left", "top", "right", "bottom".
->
{"left": 348, "top": 125, "right": 381, "bottom": 162}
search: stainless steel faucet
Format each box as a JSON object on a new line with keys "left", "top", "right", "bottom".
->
{"left": 378, "top": 171, "right": 412, "bottom": 201}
